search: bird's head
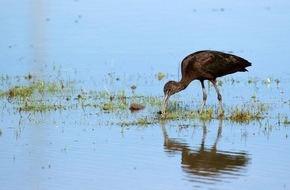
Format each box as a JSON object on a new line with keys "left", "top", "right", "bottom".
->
{"left": 163, "top": 81, "right": 181, "bottom": 96}
{"left": 162, "top": 81, "right": 182, "bottom": 115}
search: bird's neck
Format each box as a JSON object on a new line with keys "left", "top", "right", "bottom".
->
{"left": 178, "top": 77, "right": 194, "bottom": 89}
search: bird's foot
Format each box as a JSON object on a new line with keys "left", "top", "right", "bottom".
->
{"left": 198, "top": 109, "right": 204, "bottom": 115}
{"left": 159, "top": 111, "right": 167, "bottom": 119}
{"left": 218, "top": 110, "right": 224, "bottom": 118}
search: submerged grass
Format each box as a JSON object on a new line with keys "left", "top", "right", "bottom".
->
{"left": 120, "top": 117, "right": 155, "bottom": 126}
{"left": 284, "top": 116, "right": 290, "bottom": 125}
{"left": 160, "top": 103, "right": 266, "bottom": 123}
{"left": 228, "top": 107, "right": 263, "bottom": 123}
{"left": 0, "top": 72, "right": 286, "bottom": 126}
{"left": 1, "top": 75, "right": 73, "bottom": 112}
{"left": 6, "top": 79, "right": 63, "bottom": 100}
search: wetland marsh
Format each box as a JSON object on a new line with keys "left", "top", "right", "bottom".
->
{"left": 1, "top": 0, "right": 290, "bottom": 190}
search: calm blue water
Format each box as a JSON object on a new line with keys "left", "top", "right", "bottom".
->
{"left": 1, "top": 0, "right": 290, "bottom": 190}
{"left": 1, "top": 0, "right": 290, "bottom": 77}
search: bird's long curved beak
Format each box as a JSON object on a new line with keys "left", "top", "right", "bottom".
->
{"left": 162, "top": 93, "right": 170, "bottom": 115}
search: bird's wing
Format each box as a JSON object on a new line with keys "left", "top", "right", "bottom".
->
{"left": 199, "top": 52, "right": 250, "bottom": 78}
{"left": 180, "top": 51, "right": 251, "bottom": 80}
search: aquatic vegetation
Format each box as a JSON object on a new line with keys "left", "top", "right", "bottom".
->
{"left": 160, "top": 108, "right": 205, "bottom": 120}
{"left": 102, "top": 101, "right": 128, "bottom": 111}
{"left": 160, "top": 109, "right": 210, "bottom": 121}
{"left": 6, "top": 79, "right": 63, "bottom": 99}
{"left": 160, "top": 103, "right": 266, "bottom": 123}
{"left": 226, "top": 100, "right": 269, "bottom": 123}
{"left": 20, "top": 102, "right": 66, "bottom": 112}
{"left": 0, "top": 75, "right": 73, "bottom": 112}
{"left": 0, "top": 71, "right": 288, "bottom": 126}
{"left": 8, "top": 85, "right": 35, "bottom": 99}
{"left": 120, "top": 117, "right": 154, "bottom": 126}
{"left": 0, "top": 90, "right": 6, "bottom": 99}
{"left": 200, "top": 109, "right": 214, "bottom": 120}
{"left": 228, "top": 107, "right": 263, "bottom": 123}
{"left": 157, "top": 72, "right": 165, "bottom": 81}
{"left": 284, "top": 116, "right": 290, "bottom": 126}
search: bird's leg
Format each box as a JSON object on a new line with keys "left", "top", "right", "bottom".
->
{"left": 199, "top": 80, "right": 207, "bottom": 114}
{"left": 210, "top": 79, "right": 223, "bottom": 116}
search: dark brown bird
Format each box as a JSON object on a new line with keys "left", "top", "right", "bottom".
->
{"left": 162, "top": 50, "right": 251, "bottom": 115}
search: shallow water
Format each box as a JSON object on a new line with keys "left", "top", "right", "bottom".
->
{"left": 1, "top": 0, "right": 290, "bottom": 190}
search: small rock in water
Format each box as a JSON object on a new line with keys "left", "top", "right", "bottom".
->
{"left": 131, "top": 85, "right": 137, "bottom": 90}
{"left": 129, "top": 103, "right": 145, "bottom": 111}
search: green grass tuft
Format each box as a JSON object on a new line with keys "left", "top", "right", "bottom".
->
{"left": 0, "top": 72, "right": 280, "bottom": 126}
{"left": 228, "top": 107, "right": 263, "bottom": 123}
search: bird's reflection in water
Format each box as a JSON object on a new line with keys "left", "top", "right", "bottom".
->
{"left": 162, "top": 119, "right": 250, "bottom": 184}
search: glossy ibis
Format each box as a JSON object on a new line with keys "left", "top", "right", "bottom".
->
{"left": 162, "top": 50, "right": 251, "bottom": 115}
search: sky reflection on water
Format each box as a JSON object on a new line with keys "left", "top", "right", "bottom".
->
{"left": 1, "top": 0, "right": 290, "bottom": 190}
